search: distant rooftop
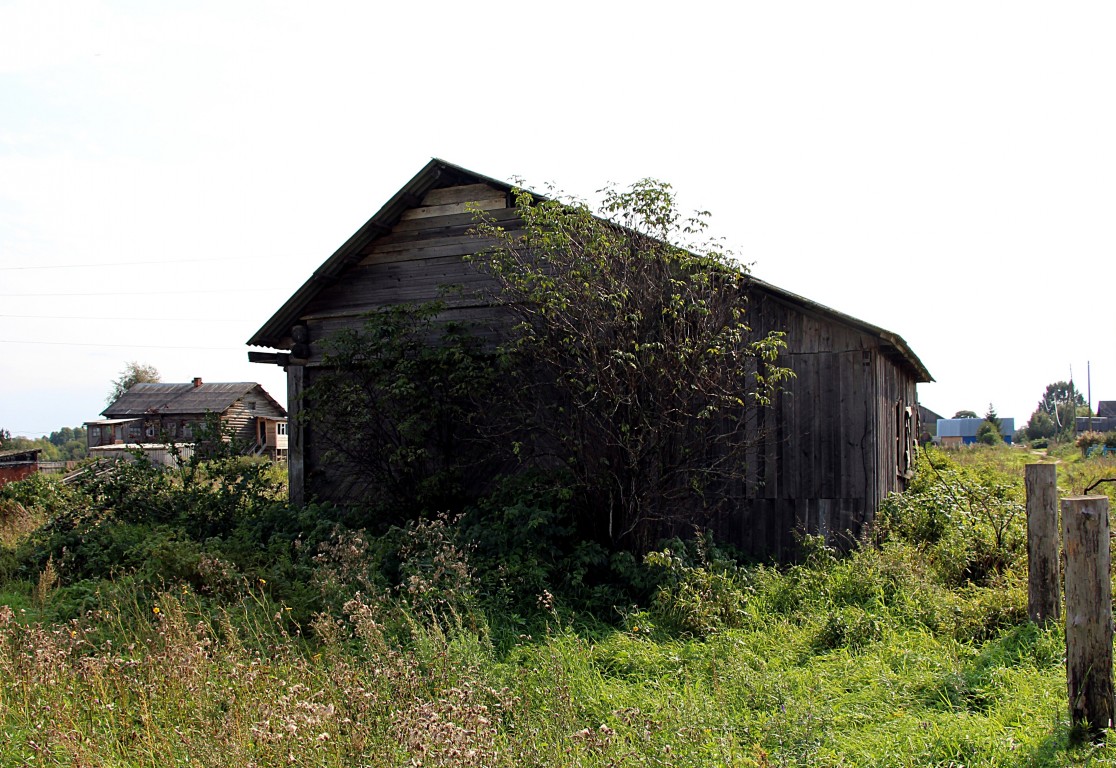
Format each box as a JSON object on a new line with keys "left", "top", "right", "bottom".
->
{"left": 102, "top": 381, "right": 285, "bottom": 418}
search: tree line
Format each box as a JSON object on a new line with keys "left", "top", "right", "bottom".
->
{"left": 0, "top": 426, "right": 88, "bottom": 462}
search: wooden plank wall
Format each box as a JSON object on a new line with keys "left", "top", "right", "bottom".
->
{"left": 724, "top": 289, "right": 916, "bottom": 557}
{"left": 286, "top": 181, "right": 923, "bottom": 559}
{"left": 300, "top": 183, "right": 512, "bottom": 365}
{"left": 289, "top": 183, "right": 512, "bottom": 505}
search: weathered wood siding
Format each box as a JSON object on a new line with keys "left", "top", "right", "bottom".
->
{"left": 288, "top": 183, "right": 513, "bottom": 505}
{"left": 720, "top": 290, "right": 920, "bottom": 557}
{"left": 283, "top": 179, "right": 924, "bottom": 559}
{"left": 298, "top": 183, "right": 511, "bottom": 364}
{"left": 222, "top": 390, "right": 287, "bottom": 447}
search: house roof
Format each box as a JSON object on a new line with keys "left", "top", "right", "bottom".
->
{"left": 248, "top": 158, "right": 932, "bottom": 383}
{"left": 102, "top": 382, "right": 286, "bottom": 418}
{"left": 0, "top": 448, "right": 42, "bottom": 463}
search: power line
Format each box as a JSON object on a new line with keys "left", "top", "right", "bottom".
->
{"left": 0, "top": 257, "right": 274, "bottom": 271}
{"left": 0, "top": 288, "right": 277, "bottom": 297}
{"left": 0, "top": 314, "right": 251, "bottom": 322}
{"left": 0, "top": 339, "right": 245, "bottom": 351}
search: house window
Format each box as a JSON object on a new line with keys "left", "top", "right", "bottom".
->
{"left": 277, "top": 422, "right": 287, "bottom": 436}
{"left": 128, "top": 425, "right": 142, "bottom": 440}
{"left": 145, "top": 424, "right": 157, "bottom": 439}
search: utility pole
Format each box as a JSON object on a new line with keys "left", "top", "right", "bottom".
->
{"left": 1088, "top": 361, "right": 1093, "bottom": 432}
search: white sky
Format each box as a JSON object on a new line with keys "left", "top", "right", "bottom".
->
{"left": 1, "top": 1, "right": 1113, "bottom": 437}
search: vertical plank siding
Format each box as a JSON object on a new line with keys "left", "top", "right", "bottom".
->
{"left": 723, "top": 291, "right": 919, "bottom": 558}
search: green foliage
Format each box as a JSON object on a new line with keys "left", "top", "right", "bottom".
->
{"left": 878, "top": 448, "right": 1025, "bottom": 586}
{"left": 106, "top": 360, "right": 160, "bottom": 404}
{"left": 0, "top": 427, "right": 88, "bottom": 461}
{"left": 471, "top": 180, "right": 792, "bottom": 552}
{"left": 2, "top": 438, "right": 1112, "bottom": 765}
{"left": 976, "top": 419, "right": 1002, "bottom": 445}
{"left": 952, "top": 409, "right": 979, "bottom": 419}
{"left": 643, "top": 540, "right": 751, "bottom": 638}
{"left": 1027, "top": 380, "right": 1086, "bottom": 441}
{"left": 983, "top": 403, "right": 1002, "bottom": 434}
{"left": 0, "top": 472, "right": 76, "bottom": 520}
{"left": 1026, "top": 409, "right": 1057, "bottom": 441}
{"left": 300, "top": 301, "right": 503, "bottom": 527}
{"left": 1075, "top": 430, "right": 1105, "bottom": 456}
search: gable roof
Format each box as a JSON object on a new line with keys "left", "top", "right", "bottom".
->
{"left": 248, "top": 158, "right": 931, "bottom": 383}
{"left": 102, "top": 382, "right": 286, "bottom": 418}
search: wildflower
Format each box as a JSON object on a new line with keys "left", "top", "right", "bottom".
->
{"left": 258, "top": 578, "right": 267, "bottom": 585}
{"left": 631, "top": 625, "right": 640, "bottom": 633}
{"left": 152, "top": 606, "right": 160, "bottom": 615}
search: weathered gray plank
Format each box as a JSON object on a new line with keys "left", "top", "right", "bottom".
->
{"left": 422, "top": 183, "right": 505, "bottom": 207}
{"left": 399, "top": 196, "right": 507, "bottom": 221}
{"left": 287, "top": 365, "right": 305, "bottom": 507}
{"left": 390, "top": 207, "right": 521, "bottom": 236}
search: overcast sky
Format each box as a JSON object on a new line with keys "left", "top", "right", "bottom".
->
{"left": 2, "top": 1, "right": 1113, "bottom": 437}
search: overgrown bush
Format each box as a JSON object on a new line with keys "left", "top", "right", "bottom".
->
{"left": 299, "top": 302, "right": 505, "bottom": 528}
{"left": 643, "top": 535, "right": 751, "bottom": 637}
{"left": 878, "top": 448, "right": 1025, "bottom": 586}
{"left": 1075, "top": 430, "right": 1105, "bottom": 456}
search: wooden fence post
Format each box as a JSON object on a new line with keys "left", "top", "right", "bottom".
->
{"left": 1062, "top": 495, "right": 1114, "bottom": 739}
{"left": 1026, "top": 464, "right": 1060, "bottom": 625}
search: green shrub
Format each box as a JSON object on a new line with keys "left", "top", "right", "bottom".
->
{"left": 813, "top": 605, "right": 883, "bottom": 652}
{"left": 1076, "top": 430, "right": 1105, "bottom": 456}
{"left": 878, "top": 448, "right": 1024, "bottom": 586}
{"left": 643, "top": 536, "right": 751, "bottom": 637}
{"left": 976, "top": 420, "right": 1002, "bottom": 445}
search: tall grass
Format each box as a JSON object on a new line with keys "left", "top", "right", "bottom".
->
{"left": 1, "top": 446, "right": 1114, "bottom": 765}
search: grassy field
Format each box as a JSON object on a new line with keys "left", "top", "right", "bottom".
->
{"left": 2, "top": 445, "right": 1116, "bottom": 766}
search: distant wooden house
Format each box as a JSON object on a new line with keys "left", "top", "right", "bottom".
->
{"left": 1075, "top": 401, "right": 1116, "bottom": 433}
{"left": 917, "top": 404, "right": 943, "bottom": 445}
{"left": 0, "top": 448, "right": 41, "bottom": 487}
{"left": 86, "top": 379, "right": 288, "bottom": 461}
{"left": 248, "top": 159, "right": 932, "bottom": 558}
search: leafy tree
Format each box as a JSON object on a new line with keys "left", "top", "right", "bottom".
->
{"left": 0, "top": 428, "right": 9, "bottom": 447}
{"left": 953, "top": 410, "right": 979, "bottom": 419}
{"left": 472, "top": 180, "right": 792, "bottom": 551}
{"left": 1026, "top": 380, "right": 1086, "bottom": 440}
{"left": 106, "top": 361, "right": 160, "bottom": 405}
{"left": 1025, "top": 409, "right": 1056, "bottom": 440}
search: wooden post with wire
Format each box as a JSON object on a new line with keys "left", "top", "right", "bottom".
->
{"left": 1025, "top": 464, "right": 1060, "bottom": 626}
{"left": 1062, "top": 495, "right": 1114, "bottom": 739}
